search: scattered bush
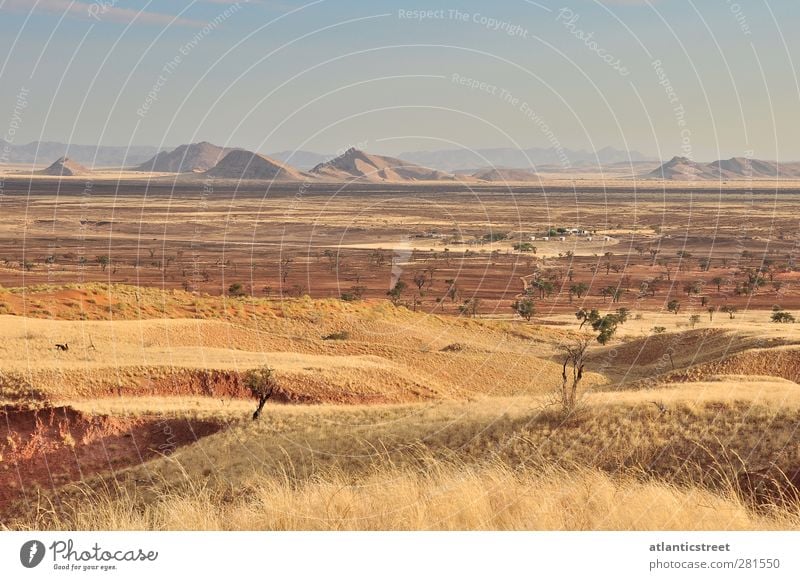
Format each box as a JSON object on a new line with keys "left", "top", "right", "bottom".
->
{"left": 322, "top": 330, "right": 350, "bottom": 341}
{"left": 771, "top": 310, "right": 795, "bottom": 323}
{"left": 441, "top": 343, "right": 465, "bottom": 352}
{"left": 228, "top": 282, "right": 247, "bottom": 297}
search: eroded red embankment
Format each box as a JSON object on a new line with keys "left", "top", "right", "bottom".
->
{"left": 0, "top": 405, "right": 222, "bottom": 510}
{"left": 57, "top": 369, "right": 313, "bottom": 403}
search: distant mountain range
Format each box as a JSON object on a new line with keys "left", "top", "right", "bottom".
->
{"left": 468, "top": 167, "right": 540, "bottom": 182}
{"left": 0, "top": 141, "right": 655, "bottom": 172}
{"left": 0, "top": 140, "right": 162, "bottom": 167}
{"left": 646, "top": 156, "right": 800, "bottom": 180}
{"left": 397, "top": 146, "right": 654, "bottom": 172}
{"left": 9, "top": 140, "right": 800, "bottom": 183}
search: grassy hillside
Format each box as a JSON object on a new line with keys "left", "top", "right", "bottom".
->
{"left": 3, "top": 284, "right": 800, "bottom": 530}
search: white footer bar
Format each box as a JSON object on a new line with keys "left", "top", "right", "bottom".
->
{"left": 2, "top": 531, "right": 798, "bottom": 579}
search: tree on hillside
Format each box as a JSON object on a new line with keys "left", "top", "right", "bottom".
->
{"left": 511, "top": 298, "right": 535, "bottom": 321}
{"left": 667, "top": 300, "right": 681, "bottom": 315}
{"left": 558, "top": 338, "right": 590, "bottom": 414}
{"left": 459, "top": 297, "right": 481, "bottom": 318}
{"left": 591, "top": 313, "right": 622, "bottom": 345}
{"left": 245, "top": 365, "right": 278, "bottom": 420}
{"left": 575, "top": 308, "right": 600, "bottom": 330}
{"left": 387, "top": 280, "right": 407, "bottom": 305}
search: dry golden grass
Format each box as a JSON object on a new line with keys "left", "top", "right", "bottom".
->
{"left": 11, "top": 462, "right": 797, "bottom": 531}
{"left": 591, "top": 376, "right": 800, "bottom": 408}
{"left": 11, "top": 388, "right": 791, "bottom": 532}
{"left": 4, "top": 284, "right": 800, "bottom": 531}
{"left": 0, "top": 288, "right": 605, "bottom": 404}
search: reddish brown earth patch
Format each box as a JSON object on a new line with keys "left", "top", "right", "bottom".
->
{"left": 143, "top": 370, "right": 299, "bottom": 403}
{"left": 0, "top": 405, "right": 222, "bottom": 512}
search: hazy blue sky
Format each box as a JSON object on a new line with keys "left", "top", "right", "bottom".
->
{"left": 1, "top": 0, "right": 798, "bottom": 160}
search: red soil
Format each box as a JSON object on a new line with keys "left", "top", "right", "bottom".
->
{"left": 0, "top": 405, "right": 222, "bottom": 512}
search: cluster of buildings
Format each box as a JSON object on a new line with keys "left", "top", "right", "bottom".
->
{"left": 528, "top": 228, "right": 610, "bottom": 243}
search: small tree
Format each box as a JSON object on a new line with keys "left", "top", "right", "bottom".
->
{"left": 245, "top": 365, "right": 278, "bottom": 420}
{"left": 570, "top": 282, "right": 589, "bottom": 299}
{"left": 558, "top": 338, "right": 590, "bottom": 414}
{"left": 413, "top": 271, "right": 427, "bottom": 291}
{"left": 228, "top": 282, "right": 246, "bottom": 297}
{"left": 771, "top": 310, "right": 795, "bottom": 323}
{"left": 459, "top": 297, "right": 480, "bottom": 318}
{"left": 721, "top": 305, "right": 737, "bottom": 319}
{"left": 667, "top": 299, "right": 681, "bottom": 315}
{"left": 688, "top": 314, "right": 701, "bottom": 328}
{"left": 511, "top": 298, "right": 535, "bottom": 321}
{"left": 591, "top": 313, "right": 621, "bottom": 344}
{"left": 575, "top": 308, "right": 600, "bottom": 329}
{"left": 387, "top": 280, "right": 407, "bottom": 304}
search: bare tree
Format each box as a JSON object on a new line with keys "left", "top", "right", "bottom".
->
{"left": 559, "top": 338, "right": 590, "bottom": 413}
{"left": 280, "top": 257, "right": 293, "bottom": 284}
